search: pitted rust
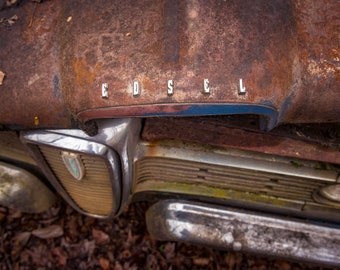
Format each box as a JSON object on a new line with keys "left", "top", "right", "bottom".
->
{"left": 0, "top": 1, "right": 72, "bottom": 128}
{"left": 0, "top": 0, "right": 339, "bottom": 128}
{"left": 281, "top": 0, "right": 340, "bottom": 123}
{"left": 142, "top": 117, "right": 340, "bottom": 164}
{"left": 61, "top": 0, "right": 296, "bottom": 119}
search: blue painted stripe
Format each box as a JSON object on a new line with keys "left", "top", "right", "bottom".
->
{"left": 142, "top": 104, "right": 277, "bottom": 130}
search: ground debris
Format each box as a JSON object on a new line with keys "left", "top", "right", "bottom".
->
{"left": 0, "top": 198, "right": 332, "bottom": 269}
{"left": 92, "top": 228, "right": 110, "bottom": 245}
{"left": 32, "top": 225, "right": 63, "bottom": 239}
{"left": 7, "top": 14, "right": 17, "bottom": 25}
{"left": 0, "top": 14, "right": 18, "bottom": 27}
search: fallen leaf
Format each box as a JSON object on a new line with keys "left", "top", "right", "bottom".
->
{"left": 8, "top": 208, "right": 22, "bottom": 219}
{"left": 6, "top": 0, "right": 18, "bottom": 7}
{"left": 32, "top": 225, "right": 63, "bottom": 239}
{"left": 12, "top": 232, "right": 31, "bottom": 246}
{"left": 99, "top": 257, "right": 110, "bottom": 270}
{"left": 92, "top": 228, "right": 109, "bottom": 245}
{"left": 7, "top": 14, "right": 18, "bottom": 26}
{"left": 11, "top": 232, "right": 31, "bottom": 259}
{"left": 51, "top": 246, "right": 67, "bottom": 266}
{"left": 273, "top": 261, "right": 292, "bottom": 270}
{"left": 163, "top": 242, "right": 175, "bottom": 262}
{"left": 68, "top": 215, "right": 79, "bottom": 239}
{"left": 120, "top": 249, "right": 131, "bottom": 259}
{"left": 25, "top": 245, "right": 49, "bottom": 265}
{"left": 193, "top": 257, "right": 210, "bottom": 266}
{"left": 0, "top": 71, "right": 5, "bottom": 85}
{"left": 114, "top": 262, "right": 123, "bottom": 270}
{"left": 81, "top": 239, "right": 96, "bottom": 262}
{"left": 107, "top": 250, "right": 115, "bottom": 262}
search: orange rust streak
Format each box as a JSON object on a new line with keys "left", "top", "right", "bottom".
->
{"left": 72, "top": 60, "right": 101, "bottom": 87}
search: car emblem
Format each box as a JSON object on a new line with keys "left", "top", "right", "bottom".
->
{"left": 61, "top": 151, "right": 85, "bottom": 181}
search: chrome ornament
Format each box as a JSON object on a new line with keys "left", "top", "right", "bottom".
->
{"left": 61, "top": 151, "right": 85, "bottom": 181}
{"left": 239, "top": 78, "right": 246, "bottom": 95}
{"left": 203, "top": 79, "right": 210, "bottom": 94}
{"left": 167, "top": 80, "right": 174, "bottom": 96}
{"left": 133, "top": 81, "right": 140, "bottom": 97}
{"left": 102, "top": 83, "right": 109, "bottom": 98}
{"left": 319, "top": 184, "right": 340, "bottom": 203}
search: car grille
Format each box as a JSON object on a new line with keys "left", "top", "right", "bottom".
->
{"left": 136, "top": 157, "right": 328, "bottom": 201}
{"left": 134, "top": 144, "right": 340, "bottom": 222}
{"left": 39, "top": 145, "right": 113, "bottom": 216}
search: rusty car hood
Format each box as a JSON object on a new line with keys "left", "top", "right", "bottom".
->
{"left": 0, "top": 0, "right": 339, "bottom": 129}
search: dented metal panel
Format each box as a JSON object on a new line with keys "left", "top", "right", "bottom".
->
{"left": 0, "top": 0, "right": 339, "bottom": 128}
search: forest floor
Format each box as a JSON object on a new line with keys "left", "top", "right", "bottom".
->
{"left": 0, "top": 197, "right": 333, "bottom": 270}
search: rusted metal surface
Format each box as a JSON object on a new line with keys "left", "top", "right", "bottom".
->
{"left": 281, "top": 0, "right": 340, "bottom": 123}
{"left": 0, "top": 0, "right": 339, "bottom": 128}
{"left": 0, "top": 1, "right": 72, "bottom": 128}
{"left": 142, "top": 117, "right": 340, "bottom": 164}
{"left": 63, "top": 0, "right": 296, "bottom": 125}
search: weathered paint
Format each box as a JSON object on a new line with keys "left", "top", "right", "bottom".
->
{"left": 0, "top": 0, "right": 339, "bottom": 128}
{"left": 0, "top": 1, "right": 72, "bottom": 128}
{"left": 142, "top": 117, "right": 340, "bottom": 164}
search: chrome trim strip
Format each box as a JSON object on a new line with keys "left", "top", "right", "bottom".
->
{"left": 146, "top": 200, "right": 340, "bottom": 266}
{"left": 23, "top": 132, "right": 108, "bottom": 155}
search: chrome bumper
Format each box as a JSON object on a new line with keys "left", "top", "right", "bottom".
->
{"left": 146, "top": 200, "right": 340, "bottom": 266}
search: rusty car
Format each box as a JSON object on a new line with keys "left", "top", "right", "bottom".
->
{"left": 0, "top": 0, "right": 339, "bottom": 265}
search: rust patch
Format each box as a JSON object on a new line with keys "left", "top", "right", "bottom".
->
{"left": 281, "top": 0, "right": 340, "bottom": 123}
{"left": 73, "top": 60, "right": 101, "bottom": 87}
{"left": 0, "top": 0, "right": 72, "bottom": 128}
{"left": 59, "top": 0, "right": 298, "bottom": 121}
{"left": 142, "top": 117, "right": 340, "bottom": 165}
{"left": 0, "top": 0, "right": 339, "bottom": 128}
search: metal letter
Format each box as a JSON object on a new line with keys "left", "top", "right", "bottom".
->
{"left": 102, "top": 83, "right": 109, "bottom": 98}
{"left": 203, "top": 79, "right": 210, "bottom": 94}
{"left": 133, "top": 81, "right": 140, "bottom": 97}
{"left": 239, "top": 79, "right": 246, "bottom": 95}
{"left": 167, "top": 80, "right": 174, "bottom": 96}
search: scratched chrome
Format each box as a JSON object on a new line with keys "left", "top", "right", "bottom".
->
{"left": 0, "top": 0, "right": 339, "bottom": 128}
{"left": 146, "top": 200, "right": 340, "bottom": 266}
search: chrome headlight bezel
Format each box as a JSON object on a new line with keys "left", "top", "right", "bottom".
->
{"left": 21, "top": 118, "right": 141, "bottom": 218}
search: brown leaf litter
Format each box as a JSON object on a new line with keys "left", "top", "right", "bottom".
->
{"left": 0, "top": 198, "right": 334, "bottom": 269}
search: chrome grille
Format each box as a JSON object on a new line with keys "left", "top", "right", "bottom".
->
{"left": 135, "top": 157, "right": 329, "bottom": 203}
{"left": 134, "top": 146, "right": 340, "bottom": 221}
{"left": 39, "top": 145, "right": 113, "bottom": 216}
